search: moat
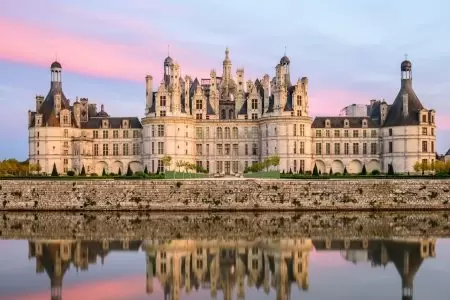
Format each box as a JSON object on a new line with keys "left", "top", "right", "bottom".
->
{"left": 0, "top": 212, "right": 449, "bottom": 299}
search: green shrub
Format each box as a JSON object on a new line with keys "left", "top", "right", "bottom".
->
{"left": 67, "top": 170, "right": 75, "bottom": 176}
{"left": 343, "top": 167, "right": 348, "bottom": 175}
{"left": 80, "top": 165, "right": 86, "bottom": 176}
{"left": 361, "top": 164, "right": 367, "bottom": 175}
{"left": 371, "top": 169, "right": 380, "bottom": 175}
{"left": 312, "top": 164, "right": 319, "bottom": 176}
{"left": 387, "top": 163, "right": 395, "bottom": 175}
{"left": 126, "top": 165, "right": 133, "bottom": 176}
{"left": 144, "top": 165, "right": 148, "bottom": 174}
{"left": 51, "top": 163, "right": 58, "bottom": 177}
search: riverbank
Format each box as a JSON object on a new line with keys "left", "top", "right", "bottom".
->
{"left": 1, "top": 211, "right": 449, "bottom": 240}
{"left": 0, "top": 178, "right": 449, "bottom": 211}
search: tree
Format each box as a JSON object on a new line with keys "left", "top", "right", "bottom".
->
{"left": 118, "top": 168, "right": 122, "bottom": 176}
{"left": 144, "top": 165, "right": 148, "bottom": 174}
{"left": 161, "top": 155, "right": 172, "bottom": 172}
{"left": 126, "top": 164, "right": 133, "bottom": 176}
{"left": 329, "top": 168, "right": 333, "bottom": 176}
{"left": 343, "top": 167, "right": 348, "bottom": 175}
{"left": 413, "top": 161, "right": 421, "bottom": 173}
{"left": 102, "top": 168, "right": 106, "bottom": 176}
{"left": 80, "top": 165, "right": 86, "bottom": 176}
{"left": 387, "top": 163, "right": 395, "bottom": 175}
{"left": 361, "top": 164, "right": 367, "bottom": 175}
{"left": 51, "top": 163, "right": 59, "bottom": 177}
{"left": 312, "top": 164, "right": 319, "bottom": 176}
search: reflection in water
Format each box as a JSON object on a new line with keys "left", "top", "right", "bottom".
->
{"left": 27, "top": 238, "right": 436, "bottom": 300}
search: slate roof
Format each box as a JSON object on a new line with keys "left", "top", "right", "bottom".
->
{"left": 383, "top": 80, "right": 424, "bottom": 127}
{"left": 80, "top": 117, "right": 142, "bottom": 129}
{"left": 446, "top": 148, "right": 450, "bottom": 156}
{"left": 312, "top": 116, "right": 378, "bottom": 128}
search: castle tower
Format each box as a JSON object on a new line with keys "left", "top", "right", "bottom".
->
{"left": 222, "top": 47, "right": 232, "bottom": 98}
{"left": 164, "top": 56, "right": 174, "bottom": 86}
{"left": 50, "top": 61, "right": 62, "bottom": 89}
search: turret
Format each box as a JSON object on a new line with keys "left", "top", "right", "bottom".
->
{"left": 146, "top": 75, "right": 153, "bottom": 112}
{"left": 73, "top": 97, "right": 81, "bottom": 127}
{"left": 262, "top": 74, "right": 270, "bottom": 113}
{"left": 35, "top": 95, "right": 44, "bottom": 111}
{"left": 50, "top": 61, "right": 62, "bottom": 89}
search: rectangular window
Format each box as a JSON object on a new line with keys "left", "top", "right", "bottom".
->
{"left": 422, "top": 141, "right": 428, "bottom": 152}
{"left": 196, "top": 99, "right": 202, "bottom": 110}
{"left": 344, "top": 130, "right": 349, "bottom": 138}
{"left": 293, "top": 142, "right": 297, "bottom": 154}
{"left": 363, "top": 130, "right": 367, "bottom": 138}
{"left": 353, "top": 130, "right": 359, "bottom": 138}
{"left": 316, "top": 130, "right": 322, "bottom": 138}
{"left": 103, "top": 130, "right": 108, "bottom": 139}
{"left": 102, "top": 144, "right": 109, "bottom": 156}
{"left": 300, "top": 160, "right": 305, "bottom": 172}
{"left": 300, "top": 124, "right": 305, "bottom": 137}
{"left": 431, "top": 141, "right": 435, "bottom": 153}
{"left": 371, "top": 130, "right": 377, "bottom": 138}
{"left": 334, "top": 143, "right": 340, "bottom": 155}
{"left": 299, "top": 142, "right": 305, "bottom": 154}
{"left": 158, "top": 125, "right": 165, "bottom": 137}
{"left": 344, "top": 143, "right": 349, "bottom": 155}
{"left": 123, "top": 144, "right": 129, "bottom": 156}
{"left": 252, "top": 127, "right": 258, "bottom": 139}
{"left": 371, "top": 143, "right": 377, "bottom": 155}
{"left": 315, "top": 143, "right": 322, "bottom": 155}
{"left": 325, "top": 130, "right": 330, "bottom": 138}
{"left": 232, "top": 127, "right": 238, "bottom": 139}
{"left": 353, "top": 143, "right": 359, "bottom": 155}
{"left": 123, "top": 130, "right": 129, "bottom": 138}
{"left": 64, "top": 129, "right": 68, "bottom": 138}
{"left": 225, "top": 144, "right": 231, "bottom": 155}
{"left": 245, "top": 144, "right": 248, "bottom": 155}
{"left": 251, "top": 99, "right": 258, "bottom": 110}
{"left": 217, "top": 127, "right": 223, "bottom": 139}
{"left": 334, "top": 130, "right": 340, "bottom": 138}
{"left": 389, "top": 142, "right": 393, "bottom": 153}
{"left": 217, "top": 144, "right": 223, "bottom": 155}
{"left": 151, "top": 142, "right": 154, "bottom": 155}
{"left": 196, "top": 127, "right": 203, "bottom": 139}
{"left": 158, "top": 142, "right": 164, "bottom": 154}
{"left": 113, "top": 144, "right": 119, "bottom": 156}
{"left": 422, "top": 127, "right": 428, "bottom": 135}
{"left": 232, "top": 161, "right": 238, "bottom": 173}
{"left": 225, "top": 127, "right": 231, "bottom": 139}
{"left": 206, "top": 144, "right": 210, "bottom": 155}
{"left": 160, "top": 111, "right": 166, "bottom": 117}
{"left": 326, "top": 143, "right": 331, "bottom": 155}
{"left": 196, "top": 113, "right": 202, "bottom": 119}
{"left": 293, "top": 159, "right": 297, "bottom": 173}
{"left": 132, "top": 143, "right": 140, "bottom": 155}
{"left": 251, "top": 113, "right": 258, "bottom": 120}
{"left": 113, "top": 130, "right": 118, "bottom": 138}
{"left": 157, "top": 160, "right": 164, "bottom": 173}
{"left": 232, "top": 144, "right": 238, "bottom": 156}
{"left": 151, "top": 126, "right": 155, "bottom": 137}
{"left": 206, "top": 161, "right": 210, "bottom": 172}
{"left": 133, "top": 130, "right": 139, "bottom": 138}
{"left": 293, "top": 124, "right": 297, "bottom": 136}
{"left": 252, "top": 143, "right": 258, "bottom": 156}
{"left": 196, "top": 144, "right": 202, "bottom": 155}
{"left": 363, "top": 143, "right": 367, "bottom": 155}
{"left": 389, "top": 128, "right": 393, "bottom": 136}
{"left": 160, "top": 96, "right": 166, "bottom": 107}
{"left": 93, "top": 131, "right": 98, "bottom": 139}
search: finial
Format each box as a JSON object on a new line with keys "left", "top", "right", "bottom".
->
{"left": 404, "top": 53, "right": 408, "bottom": 60}
{"left": 168, "top": 44, "right": 170, "bottom": 56}
{"left": 284, "top": 45, "right": 287, "bottom": 56}
{"left": 225, "top": 47, "right": 229, "bottom": 58}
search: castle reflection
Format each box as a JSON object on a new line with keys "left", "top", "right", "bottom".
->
{"left": 28, "top": 237, "right": 436, "bottom": 300}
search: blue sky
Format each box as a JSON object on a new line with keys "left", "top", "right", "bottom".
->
{"left": 1, "top": 0, "right": 449, "bottom": 159}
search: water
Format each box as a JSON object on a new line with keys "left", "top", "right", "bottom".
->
{"left": 0, "top": 212, "right": 449, "bottom": 300}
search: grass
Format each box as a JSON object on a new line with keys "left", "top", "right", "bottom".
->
{"left": 164, "top": 171, "right": 208, "bottom": 179}
{"left": 243, "top": 171, "right": 281, "bottom": 179}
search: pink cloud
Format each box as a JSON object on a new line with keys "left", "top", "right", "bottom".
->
{"left": 309, "top": 250, "right": 349, "bottom": 267}
{"left": 309, "top": 89, "right": 372, "bottom": 116}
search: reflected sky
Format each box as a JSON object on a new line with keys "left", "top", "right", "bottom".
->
{"left": 0, "top": 237, "right": 449, "bottom": 300}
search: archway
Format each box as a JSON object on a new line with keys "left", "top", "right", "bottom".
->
{"left": 348, "top": 159, "right": 363, "bottom": 174}
{"left": 95, "top": 161, "right": 108, "bottom": 175}
{"left": 331, "top": 160, "right": 345, "bottom": 174}
{"left": 112, "top": 161, "right": 124, "bottom": 174}
{"left": 129, "top": 161, "right": 143, "bottom": 173}
{"left": 366, "top": 159, "right": 381, "bottom": 173}
{"left": 314, "top": 160, "right": 326, "bottom": 174}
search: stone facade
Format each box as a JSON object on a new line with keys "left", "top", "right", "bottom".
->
{"left": 1, "top": 179, "right": 449, "bottom": 211}
{"left": 28, "top": 51, "right": 436, "bottom": 175}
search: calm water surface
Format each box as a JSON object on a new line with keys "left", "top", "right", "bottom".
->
{"left": 0, "top": 214, "right": 449, "bottom": 300}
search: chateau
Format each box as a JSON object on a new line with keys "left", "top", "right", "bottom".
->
{"left": 28, "top": 49, "right": 436, "bottom": 175}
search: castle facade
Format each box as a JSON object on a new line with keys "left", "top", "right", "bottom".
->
{"left": 28, "top": 49, "right": 436, "bottom": 175}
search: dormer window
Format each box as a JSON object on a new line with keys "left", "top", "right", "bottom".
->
{"left": 325, "top": 119, "right": 331, "bottom": 128}
{"left": 122, "top": 120, "right": 129, "bottom": 128}
{"left": 102, "top": 120, "right": 109, "bottom": 128}
{"left": 344, "top": 119, "right": 349, "bottom": 128}
{"left": 362, "top": 119, "right": 367, "bottom": 127}
{"left": 422, "top": 114, "right": 427, "bottom": 123}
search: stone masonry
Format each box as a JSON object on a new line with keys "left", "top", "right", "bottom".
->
{"left": 0, "top": 178, "right": 449, "bottom": 211}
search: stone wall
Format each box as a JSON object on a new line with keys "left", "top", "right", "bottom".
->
{"left": 0, "top": 178, "right": 449, "bottom": 211}
{"left": 1, "top": 211, "right": 450, "bottom": 240}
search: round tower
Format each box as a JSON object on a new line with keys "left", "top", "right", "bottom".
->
{"left": 50, "top": 61, "right": 62, "bottom": 87}
{"left": 401, "top": 57, "right": 412, "bottom": 80}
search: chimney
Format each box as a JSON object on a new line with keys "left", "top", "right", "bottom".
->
{"left": 402, "top": 93, "right": 409, "bottom": 117}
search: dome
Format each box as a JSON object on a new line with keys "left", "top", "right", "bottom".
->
{"left": 164, "top": 56, "right": 174, "bottom": 66}
{"left": 51, "top": 61, "right": 62, "bottom": 69}
{"left": 280, "top": 55, "right": 290, "bottom": 65}
{"left": 401, "top": 60, "right": 412, "bottom": 71}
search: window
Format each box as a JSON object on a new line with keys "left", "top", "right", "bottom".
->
{"left": 251, "top": 113, "right": 258, "bottom": 120}
{"left": 232, "top": 127, "right": 238, "bottom": 139}
{"left": 316, "top": 130, "right": 322, "bottom": 138}
{"left": 123, "top": 144, "right": 129, "bottom": 156}
{"left": 334, "top": 130, "right": 340, "bottom": 138}
{"left": 217, "top": 127, "right": 223, "bottom": 139}
{"left": 225, "top": 127, "right": 231, "bottom": 139}
{"left": 389, "top": 142, "right": 393, "bottom": 153}
{"left": 63, "top": 141, "right": 68, "bottom": 148}
{"left": 294, "top": 142, "right": 297, "bottom": 154}
{"left": 363, "top": 130, "right": 367, "bottom": 138}
{"left": 93, "top": 131, "right": 99, "bottom": 139}
{"left": 431, "top": 141, "right": 435, "bottom": 153}
{"left": 158, "top": 125, "right": 165, "bottom": 137}
{"left": 389, "top": 128, "right": 393, "bottom": 136}
{"left": 431, "top": 128, "right": 435, "bottom": 136}
{"left": 196, "top": 113, "right": 202, "bottom": 119}
{"left": 63, "top": 115, "right": 68, "bottom": 124}
{"left": 344, "top": 130, "right": 349, "bottom": 138}
{"left": 103, "top": 130, "right": 108, "bottom": 139}
{"left": 196, "top": 99, "right": 202, "bottom": 110}
{"left": 251, "top": 99, "right": 258, "bottom": 110}
{"left": 160, "top": 96, "right": 166, "bottom": 107}
{"left": 151, "top": 142, "right": 154, "bottom": 155}
{"left": 296, "top": 95, "right": 302, "bottom": 106}
{"left": 113, "top": 130, "right": 118, "bottom": 138}
{"left": 225, "top": 144, "right": 231, "bottom": 155}
{"left": 252, "top": 143, "right": 258, "bottom": 155}
{"left": 252, "top": 127, "right": 258, "bottom": 138}
{"left": 353, "top": 130, "right": 359, "bottom": 138}
{"left": 371, "top": 143, "right": 377, "bottom": 155}
{"left": 293, "top": 124, "right": 297, "bottom": 136}
{"left": 221, "top": 109, "right": 226, "bottom": 119}
{"left": 363, "top": 143, "right": 367, "bottom": 155}
{"left": 353, "top": 143, "right": 359, "bottom": 155}
{"left": 157, "top": 160, "right": 164, "bottom": 173}
{"left": 206, "top": 161, "right": 210, "bottom": 172}
{"left": 64, "top": 129, "right": 68, "bottom": 138}
{"left": 133, "top": 130, "right": 139, "bottom": 138}
{"left": 151, "top": 126, "right": 155, "bottom": 137}
{"left": 422, "top": 114, "right": 427, "bottom": 123}
{"left": 371, "top": 130, "right": 377, "bottom": 138}
{"left": 334, "top": 143, "right": 340, "bottom": 155}
{"left": 196, "top": 144, "right": 203, "bottom": 155}
{"left": 344, "top": 143, "right": 349, "bottom": 155}
{"left": 205, "top": 127, "right": 210, "bottom": 138}
{"left": 102, "top": 144, "right": 109, "bottom": 156}
{"left": 196, "top": 127, "right": 203, "bottom": 139}
{"left": 299, "top": 124, "right": 305, "bottom": 137}
{"left": 315, "top": 143, "right": 322, "bottom": 155}
{"left": 160, "top": 111, "right": 166, "bottom": 117}
{"left": 37, "top": 132, "right": 40, "bottom": 138}
{"left": 232, "top": 144, "right": 238, "bottom": 156}
{"left": 344, "top": 120, "right": 349, "bottom": 127}
{"left": 158, "top": 142, "right": 164, "bottom": 154}
{"left": 422, "top": 141, "right": 428, "bottom": 152}
{"left": 422, "top": 127, "right": 427, "bottom": 135}
{"left": 132, "top": 143, "right": 140, "bottom": 155}
{"left": 325, "top": 130, "right": 330, "bottom": 138}
{"left": 113, "top": 144, "right": 119, "bottom": 156}
{"left": 232, "top": 161, "right": 238, "bottom": 173}
{"left": 123, "top": 130, "right": 129, "bottom": 138}
{"left": 217, "top": 144, "right": 223, "bottom": 155}
{"left": 206, "top": 144, "right": 210, "bottom": 155}
{"left": 245, "top": 144, "right": 248, "bottom": 155}
{"left": 326, "top": 143, "right": 331, "bottom": 155}
{"left": 299, "top": 142, "right": 305, "bottom": 154}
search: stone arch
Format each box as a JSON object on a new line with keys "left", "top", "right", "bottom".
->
{"left": 366, "top": 159, "right": 381, "bottom": 173}
{"left": 229, "top": 109, "right": 234, "bottom": 119}
{"left": 331, "top": 160, "right": 344, "bottom": 174}
{"left": 112, "top": 161, "right": 124, "bottom": 174}
{"left": 348, "top": 159, "right": 363, "bottom": 174}
{"left": 95, "top": 161, "right": 108, "bottom": 175}
{"left": 129, "top": 161, "right": 143, "bottom": 172}
{"left": 314, "top": 160, "right": 326, "bottom": 174}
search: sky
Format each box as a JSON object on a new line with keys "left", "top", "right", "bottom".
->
{"left": 1, "top": 0, "right": 450, "bottom": 160}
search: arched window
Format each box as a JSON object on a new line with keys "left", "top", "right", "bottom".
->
{"left": 232, "top": 127, "right": 238, "bottom": 139}
{"left": 221, "top": 109, "right": 226, "bottom": 120}
{"left": 229, "top": 109, "right": 234, "bottom": 119}
{"left": 216, "top": 127, "right": 223, "bottom": 139}
{"left": 225, "top": 127, "right": 231, "bottom": 139}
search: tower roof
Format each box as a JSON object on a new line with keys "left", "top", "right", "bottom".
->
{"left": 280, "top": 55, "right": 290, "bottom": 65}
{"left": 401, "top": 60, "right": 412, "bottom": 71}
{"left": 51, "top": 61, "right": 62, "bottom": 69}
{"left": 164, "top": 56, "right": 174, "bottom": 66}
